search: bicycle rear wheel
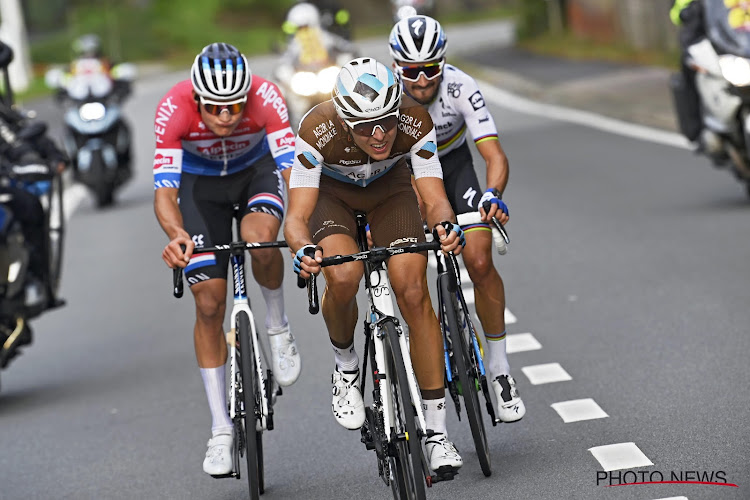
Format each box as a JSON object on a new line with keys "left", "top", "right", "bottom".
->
{"left": 238, "top": 311, "right": 263, "bottom": 499}
{"left": 439, "top": 275, "right": 492, "bottom": 477}
{"left": 383, "top": 320, "right": 426, "bottom": 500}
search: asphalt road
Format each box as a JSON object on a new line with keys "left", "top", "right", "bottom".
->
{"left": 1, "top": 21, "right": 749, "bottom": 500}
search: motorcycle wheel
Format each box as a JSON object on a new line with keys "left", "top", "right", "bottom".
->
{"left": 47, "top": 173, "right": 65, "bottom": 295}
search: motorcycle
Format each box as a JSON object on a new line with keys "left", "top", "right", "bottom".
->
{"left": 671, "top": 0, "right": 750, "bottom": 197}
{"left": 45, "top": 60, "right": 136, "bottom": 207}
{"left": 0, "top": 123, "right": 65, "bottom": 380}
{"left": 276, "top": 59, "right": 342, "bottom": 128}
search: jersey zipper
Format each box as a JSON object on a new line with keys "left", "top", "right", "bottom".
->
{"left": 221, "top": 137, "right": 228, "bottom": 175}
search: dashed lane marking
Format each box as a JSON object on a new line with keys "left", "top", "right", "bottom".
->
{"left": 551, "top": 398, "right": 608, "bottom": 423}
{"left": 588, "top": 442, "right": 653, "bottom": 472}
{"left": 521, "top": 362, "right": 572, "bottom": 385}
{"left": 506, "top": 333, "right": 541, "bottom": 353}
{"left": 653, "top": 497, "right": 688, "bottom": 500}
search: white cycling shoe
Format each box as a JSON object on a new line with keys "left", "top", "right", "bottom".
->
{"left": 203, "top": 433, "right": 233, "bottom": 476}
{"left": 425, "top": 434, "right": 463, "bottom": 473}
{"left": 268, "top": 324, "right": 301, "bottom": 387}
{"left": 331, "top": 367, "right": 365, "bottom": 430}
{"left": 492, "top": 374, "right": 526, "bottom": 423}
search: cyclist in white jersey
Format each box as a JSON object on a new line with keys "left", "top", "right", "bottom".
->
{"left": 389, "top": 15, "right": 526, "bottom": 422}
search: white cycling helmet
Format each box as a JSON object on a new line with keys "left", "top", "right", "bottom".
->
{"left": 286, "top": 2, "right": 321, "bottom": 29}
{"left": 332, "top": 57, "right": 402, "bottom": 121}
{"left": 190, "top": 43, "right": 252, "bottom": 101}
{"left": 388, "top": 15, "right": 447, "bottom": 64}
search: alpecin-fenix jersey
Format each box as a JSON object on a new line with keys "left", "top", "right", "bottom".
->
{"left": 152, "top": 78, "right": 295, "bottom": 189}
{"left": 426, "top": 64, "right": 499, "bottom": 157}
{"left": 289, "top": 96, "right": 443, "bottom": 189}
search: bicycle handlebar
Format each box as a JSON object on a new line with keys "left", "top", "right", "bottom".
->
{"left": 299, "top": 241, "right": 441, "bottom": 315}
{"left": 171, "top": 240, "right": 288, "bottom": 299}
{"left": 456, "top": 202, "right": 509, "bottom": 255}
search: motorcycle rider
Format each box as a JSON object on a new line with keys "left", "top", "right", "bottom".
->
{"left": 284, "top": 0, "right": 352, "bottom": 41}
{"left": 276, "top": 1, "right": 357, "bottom": 121}
{"left": 670, "top": 0, "right": 706, "bottom": 146}
{"left": 389, "top": 15, "right": 526, "bottom": 422}
{"left": 153, "top": 42, "right": 301, "bottom": 476}
{"left": 0, "top": 41, "right": 67, "bottom": 313}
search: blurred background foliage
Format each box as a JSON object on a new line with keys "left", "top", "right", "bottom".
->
{"left": 24, "top": 0, "right": 513, "bottom": 67}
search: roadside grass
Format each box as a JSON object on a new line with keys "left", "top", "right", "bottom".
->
{"left": 519, "top": 31, "right": 680, "bottom": 70}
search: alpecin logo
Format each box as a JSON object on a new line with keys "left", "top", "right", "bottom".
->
{"left": 596, "top": 469, "right": 738, "bottom": 489}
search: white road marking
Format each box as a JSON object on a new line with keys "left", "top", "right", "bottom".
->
{"left": 653, "top": 497, "right": 688, "bottom": 500}
{"left": 521, "top": 362, "right": 572, "bottom": 385}
{"left": 551, "top": 398, "right": 608, "bottom": 423}
{"left": 63, "top": 183, "right": 89, "bottom": 220}
{"left": 462, "top": 286, "right": 474, "bottom": 304}
{"left": 588, "top": 442, "right": 654, "bottom": 472}
{"left": 478, "top": 80, "right": 690, "bottom": 150}
{"left": 506, "top": 332, "right": 541, "bottom": 353}
{"left": 473, "top": 308, "right": 516, "bottom": 328}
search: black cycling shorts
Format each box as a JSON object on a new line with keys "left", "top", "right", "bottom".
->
{"left": 179, "top": 153, "right": 285, "bottom": 286}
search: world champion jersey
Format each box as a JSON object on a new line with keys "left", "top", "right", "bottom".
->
{"left": 152, "top": 79, "right": 295, "bottom": 190}
{"left": 289, "top": 96, "right": 443, "bottom": 189}
{"left": 424, "top": 64, "right": 499, "bottom": 157}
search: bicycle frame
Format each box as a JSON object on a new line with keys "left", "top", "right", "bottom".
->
{"left": 357, "top": 217, "right": 428, "bottom": 444}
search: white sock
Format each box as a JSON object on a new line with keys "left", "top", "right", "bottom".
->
{"left": 332, "top": 340, "right": 359, "bottom": 371}
{"left": 260, "top": 285, "right": 288, "bottom": 331}
{"left": 200, "top": 366, "right": 233, "bottom": 437}
{"left": 422, "top": 397, "right": 447, "bottom": 436}
{"left": 485, "top": 331, "right": 510, "bottom": 377}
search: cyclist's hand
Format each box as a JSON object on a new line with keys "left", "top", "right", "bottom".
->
{"left": 163, "top": 234, "right": 194, "bottom": 269}
{"left": 433, "top": 221, "right": 465, "bottom": 256}
{"left": 479, "top": 188, "right": 509, "bottom": 225}
{"left": 293, "top": 244, "right": 323, "bottom": 279}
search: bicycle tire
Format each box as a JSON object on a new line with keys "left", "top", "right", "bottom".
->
{"left": 238, "top": 311, "right": 262, "bottom": 500}
{"left": 47, "top": 174, "right": 65, "bottom": 295}
{"left": 383, "top": 320, "right": 426, "bottom": 500}
{"left": 439, "top": 276, "right": 492, "bottom": 477}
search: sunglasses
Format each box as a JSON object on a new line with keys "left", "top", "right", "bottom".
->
{"left": 199, "top": 96, "right": 247, "bottom": 116}
{"left": 344, "top": 111, "right": 400, "bottom": 137}
{"left": 397, "top": 60, "right": 444, "bottom": 82}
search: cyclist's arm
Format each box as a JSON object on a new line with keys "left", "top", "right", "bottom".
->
{"left": 154, "top": 186, "right": 194, "bottom": 268}
{"left": 285, "top": 134, "right": 323, "bottom": 253}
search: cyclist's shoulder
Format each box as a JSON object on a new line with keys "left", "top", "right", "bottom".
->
{"left": 440, "top": 64, "right": 480, "bottom": 95}
{"left": 297, "top": 100, "right": 343, "bottom": 150}
{"left": 398, "top": 95, "right": 434, "bottom": 134}
{"left": 154, "top": 80, "right": 197, "bottom": 134}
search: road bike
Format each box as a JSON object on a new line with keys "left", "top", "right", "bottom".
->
{"left": 299, "top": 211, "right": 454, "bottom": 499}
{"left": 173, "top": 231, "right": 287, "bottom": 500}
{"left": 430, "top": 208, "right": 509, "bottom": 477}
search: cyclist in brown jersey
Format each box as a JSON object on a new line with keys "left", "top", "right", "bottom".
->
{"left": 284, "top": 57, "right": 465, "bottom": 473}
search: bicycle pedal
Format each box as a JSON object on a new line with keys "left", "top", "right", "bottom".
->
{"left": 431, "top": 466, "right": 459, "bottom": 483}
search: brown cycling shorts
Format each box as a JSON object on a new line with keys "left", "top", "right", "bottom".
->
{"left": 309, "top": 162, "right": 426, "bottom": 248}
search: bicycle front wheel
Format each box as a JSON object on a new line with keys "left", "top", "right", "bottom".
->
{"left": 383, "top": 320, "right": 427, "bottom": 500}
{"left": 238, "top": 311, "right": 263, "bottom": 499}
{"left": 439, "top": 275, "right": 492, "bottom": 477}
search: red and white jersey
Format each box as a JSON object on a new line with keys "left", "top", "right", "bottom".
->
{"left": 152, "top": 78, "right": 295, "bottom": 189}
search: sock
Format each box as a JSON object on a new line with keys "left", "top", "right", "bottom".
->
{"left": 332, "top": 340, "right": 359, "bottom": 371}
{"left": 200, "top": 366, "right": 233, "bottom": 437}
{"left": 260, "top": 285, "right": 288, "bottom": 331}
{"left": 485, "top": 331, "right": 510, "bottom": 377}
{"left": 422, "top": 397, "right": 447, "bottom": 436}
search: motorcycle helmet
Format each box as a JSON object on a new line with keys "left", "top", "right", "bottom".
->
{"left": 388, "top": 15, "right": 447, "bottom": 64}
{"left": 332, "top": 58, "right": 401, "bottom": 121}
{"left": 286, "top": 2, "right": 321, "bottom": 30}
{"left": 72, "top": 34, "right": 103, "bottom": 59}
{"left": 190, "top": 43, "right": 252, "bottom": 101}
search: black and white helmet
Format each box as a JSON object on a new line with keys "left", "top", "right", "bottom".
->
{"left": 332, "top": 58, "right": 401, "bottom": 121}
{"left": 388, "top": 15, "right": 447, "bottom": 64}
{"left": 190, "top": 43, "right": 252, "bottom": 101}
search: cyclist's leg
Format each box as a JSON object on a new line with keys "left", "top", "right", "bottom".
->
{"left": 309, "top": 177, "right": 366, "bottom": 429}
{"left": 370, "top": 164, "right": 463, "bottom": 471}
{"left": 444, "top": 143, "right": 525, "bottom": 422}
{"left": 239, "top": 158, "right": 300, "bottom": 386}
{"left": 180, "top": 172, "right": 235, "bottom": 474}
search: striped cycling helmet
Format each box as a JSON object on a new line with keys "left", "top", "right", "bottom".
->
{"left": 190, "top": 43, "right": 252, "bottom": 101}
{"left": 388, "top": 15, "right": 447, "bottom": 64}
{"left": 332, "top": 57, "right": 402, "bottom": 121}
